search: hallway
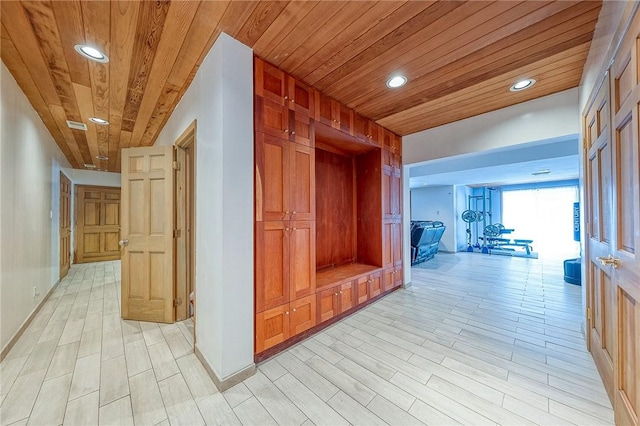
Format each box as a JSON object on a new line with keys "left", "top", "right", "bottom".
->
{"left": 0, "top": 254, "right": 613, "bottom": 425}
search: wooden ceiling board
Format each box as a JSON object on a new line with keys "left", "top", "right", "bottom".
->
{"left": 333, "top": 1, "right": 547, "bottom": 106}
{"left": 0, "top": 0, "right": 602, "bottom": 172}
{"left": 378, "top": 43, "right": 591, "bottom": 134}
{"left": 359, "top": 3, "right": 600, "bottom": 119}
{"left": 280, "top": 1, "right": 405, "bottom": 79}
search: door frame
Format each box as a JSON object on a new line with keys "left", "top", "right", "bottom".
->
{"left": 60, "top": 171, "right": 72, "bottom": 279}
{"left": 174, "top": 121, "right": 197, "bottom": 329}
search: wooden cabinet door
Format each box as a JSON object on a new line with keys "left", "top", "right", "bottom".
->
{"left": 290, "top": 112, "right": 314, "bottom": 147}
{"left": 382, "top": 219, "right": 393, "bottom": 269}
{"left": 255, "top": 57, "right": 287, "bottom": 106}
{"left": 318, "top": 286, "right": 339, "bottom": 323}
{"left": 391, "top": 166, "right": 402, "bottom": 219}
{"left": 315, "top": 92, "right": 334, "bottom": 127}
{"left": 290, "top": 144, "right": 315, "bottom": 221}
{"left": 290, "top": 295, "right": 316, "bottom": 335}
{"left": 256, "top": 304, "right": 290, "bottom": 353}
{"left": 393, "top": 267, "right": 403, "bottom": 288}
{"left": 369, "top": 272, "right": 383, "bottom": 298}
{"left": 356, "top": 276, "right": 369, "bottom": 305}
{"left": 354, "top": 114, "right": 369, "bottom": 143}
{"left": 287, "top": 76, "right": 314, "bottom": 117}
{"left": 255, "top": 133, "right": 290, "bottom": 222}
{"left": 256, "top": 96, "right": 289, "bottom": 140}
{"left": 392, "top": 220, "right": 403, "bottom": 268}
{"left": 336, "top": 102, "right": 354, "bottom": 135}
{"left": 339, "top": 281, "right": 355, "bottom": 314}
{"left": 289, "top": 221, "right": 316, "bottom": 300}
{"left": 382, "top": 267, "right": 394, "bottom": 292}
{"left": 256, "top": 221, "right": 290, "bottom": 312}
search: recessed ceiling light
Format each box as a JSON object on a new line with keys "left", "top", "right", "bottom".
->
{"left": 532, "top": 169, "right": 550, "bottom": 176}
{"left": 89, "top": 117, "right": 109, "bottom": 125}
{"left": 510, "top": 79, "right": 536, "bottom": 92}
{"left": 84, "top": 163, "right": 96, "bottom": 169}
{"left": 386, "top": 75, "right": 407, "bottom": 88}
{"left": 96, "top": 155, "right": 109, "bottom": 161}
{"left": 74, "top": 44, "right": 109, "bottom": 63}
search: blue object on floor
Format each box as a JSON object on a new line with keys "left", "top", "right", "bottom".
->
{"left": 563, "top": 258, "right": 581, "bottom": 285}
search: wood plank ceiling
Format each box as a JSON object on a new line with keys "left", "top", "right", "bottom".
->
{"left": 1, "top": 1, "right": 601, "bottom": 172}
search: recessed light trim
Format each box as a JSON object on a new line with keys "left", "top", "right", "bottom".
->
{"left": 532, "top": 169, "right": 551, "bottom": 176}
{"left": 89, "top": 117, "right": 109, "bottom": 125}
{"left": 74, "top": 44, "right": 109, "bottom": 63}
{"left": 386, "top": 75, "right": 407, "bottom": 88}
{"left": 96, "top": 155, "right": 109, "bottom": 161}
{"left": 510, "top": 78, "right": 536, "bottom": 92}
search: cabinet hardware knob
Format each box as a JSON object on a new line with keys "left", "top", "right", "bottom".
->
{"left": 292, "top": 211, "right": 296, "bottom": 214}
{"left": 285, "top": 228, "right": 290, "bottom": 231}
{"left": 339, "top": 291, "right": 343, "bottom": 294}
{"left": 291, "top": 131, "right": 295, "bottom": 135}
{"left": 284, "top": 129, "right": 289, "bottom": 133}
{"left": 334, "top": 292, "right": 338, "bottom": 296}
{"left": 292, "top": 308, "right": 297, "bottom": 312}
{"left": 285, "top": 210, "right": 290, "bottom": 214}
{"left": 119, "top": 239, "right": 129, "bottom": 247}
{"left": 284, "top": 96, "right": 288, "bottom": 100}
{"left": 286, "top": 311, "right": 289, "bottom": 315}
{"left": 291, "top": 99, "right": 295, "bottom": 104}
{"left": 596, "top": 255, "right": 620, "bottom": 268}
{"left": 292, "top": 227, "right": 297, "bottom": 230}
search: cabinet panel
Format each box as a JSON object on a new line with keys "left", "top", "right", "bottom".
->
{"left": 356, "top": 276, "right": 369, "bottom": 305}
{"left": 382, "top": 220, "right": 393, "bottom": 268}
{"left": 290, "top": 144, "right": 315, "bottom": 221}
{"left": 392, "top": 220, "right": 402, "bottom": 268}
{"left": 316, "top": 92, "right": 334, "bottom": 127}
{"left": 256, "top": 304, "right": 290, "bottom": 353}
{"left": 256, "top": 222, "right": 290, "bottom": 312}
{"left": 289, "top": 221, "right": 316, "bottom": 300}
{"left": 256, "top": 96, "right": 289, "bottom": 139}
{"left": 394, "top": 267, "right": 403, "bottom": 288}
{"left": 318, "top": 286, "right": 339, "bottom": 323}
{"left": 290, "top": 112, "right": 314, "bottom": 147}
{"left": 287, "top": 77, "right": 314, "bottom": 116}
{"left": 255, "top": 57, "right": 287, "bottom": 106}
{"left": 339, "top": 281, "right": 355, "bottom": 313}
{"left": 337, "top": 102, "right": 354, "bottom": 135}
{"left": 369, "top": 272, "right": 383, "bottom": 298}
{"left": 290, "top": 295, "right": 317, "bottom": 335}
{"left": 383, "top": 267, "right": 394, "bottom": 292}
{"left": 256, "top": 133, "right": 290, "bottom": 222}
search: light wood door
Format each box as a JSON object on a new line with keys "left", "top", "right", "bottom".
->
{"left": 59, "top": 172, "right": 71, "bottom": 278}
{"left": 585, "top": 76, "right": 616, "bottom": 401}
{"left": 121, "top": 146, "right": 175, "bottom": 323}
{"left": 75, "top": 186, "right": 121, "bottom": 263}
{"left": 609, "top": 22, "right": 640, "bottom": 425}
{"left": 584, "top": 12, "right": 640, "bottom": 425}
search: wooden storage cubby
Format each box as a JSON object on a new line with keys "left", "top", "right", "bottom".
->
{"left": 254, "top": 56, "right": 403, "bottom": 359}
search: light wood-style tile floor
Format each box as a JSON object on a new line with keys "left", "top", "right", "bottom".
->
{"left": 1, "top": 253, "right": 614, "bottom": 425}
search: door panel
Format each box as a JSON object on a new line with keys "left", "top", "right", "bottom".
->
{"left": 290, "top": 144, "right": 315, "bottom": 221}
{"left": 256, "top": 132, "right": 290, "bottom": 222}
{"left": 121, "top": 146, "right": 174, "bottom": 323}
{"left": 290, "top": 295, "right": 316, "bottom": 335}
{"left": 317, "top": 287, "right": 338, "bottom": 323}
{"left": 255, "top": 304, "right": 289, "bottom": 353}
{"left": 75, "top": 186, "right": 121, "bottom": 263}
{"left": 59, "top": 172, "right": 71, "bottom": 278}
{"left": 289, "top": 221, "right": 316, "bottom": 301}
{"left": 339, "top": 281, "right": 354, "bottom": 314}
{"left": 256, "top": 221, "right": 289, "bottom": 312}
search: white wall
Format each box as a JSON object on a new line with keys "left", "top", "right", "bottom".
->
{"left": 154, "top": 33, "right": 254, "bottom": 381}
{"left": 403, "top": 88, "right": 580, "bottom": 165}
{"left": 1, "top": 62, "right": 72, "bottom": 351}
{"left": 410, "top": 186, "right": 455, "bottom": 252}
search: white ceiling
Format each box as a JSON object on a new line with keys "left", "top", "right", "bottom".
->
{"left": 408, "top": 135, "right": 580, "bottom": 188}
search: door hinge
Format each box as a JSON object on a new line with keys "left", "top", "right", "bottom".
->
{"left": 173, "top": 298, "right": 182, "bottom": 307}
{"left": 587, "top": 307, "right": 592, "bottom": 320}
{"left": 172, "top": 161, "right": 181, "bottom": 170}
{"left": 173, "top": 229, "right": 182, "bottom": 238}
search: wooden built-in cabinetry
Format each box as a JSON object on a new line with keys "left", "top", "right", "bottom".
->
{"left": 254, "top": 57, "right": 403, "bottom": 358}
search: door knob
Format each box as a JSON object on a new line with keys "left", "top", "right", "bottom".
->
{"left": 119, "top": 239, "right": 129, "bottom": 247}
{"left": 596, "top": 255, "right": 620, "bottom": 268}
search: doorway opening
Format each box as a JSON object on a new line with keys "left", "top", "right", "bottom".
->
{"left": 502, "top": 185, "right": 579, "bottom": 260}
{"left": 174, "top": 121, "right": 197, "bottom": 341}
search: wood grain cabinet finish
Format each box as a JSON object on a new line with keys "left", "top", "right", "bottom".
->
{"left": 314, "top": 91, "right": 354, "bottom": 134}
{"left": 255, "top": 221, "right": 315, "bottom": 313}
{"left": 255, "top": 133, "right": 315, "bottom": 222}
{"left": 254, "top": 56, "right": 403, "bottom": 357}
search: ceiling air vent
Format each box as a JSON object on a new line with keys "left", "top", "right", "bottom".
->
{"left": 66, "top": 120, "right": 87, "bottom": 131}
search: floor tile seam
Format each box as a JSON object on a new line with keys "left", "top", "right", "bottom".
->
{"left": 299, "top": 356, "right": 373, "bottom": 404}
{"left": 270, "top": 373, "right": 335, "bottom": 424}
